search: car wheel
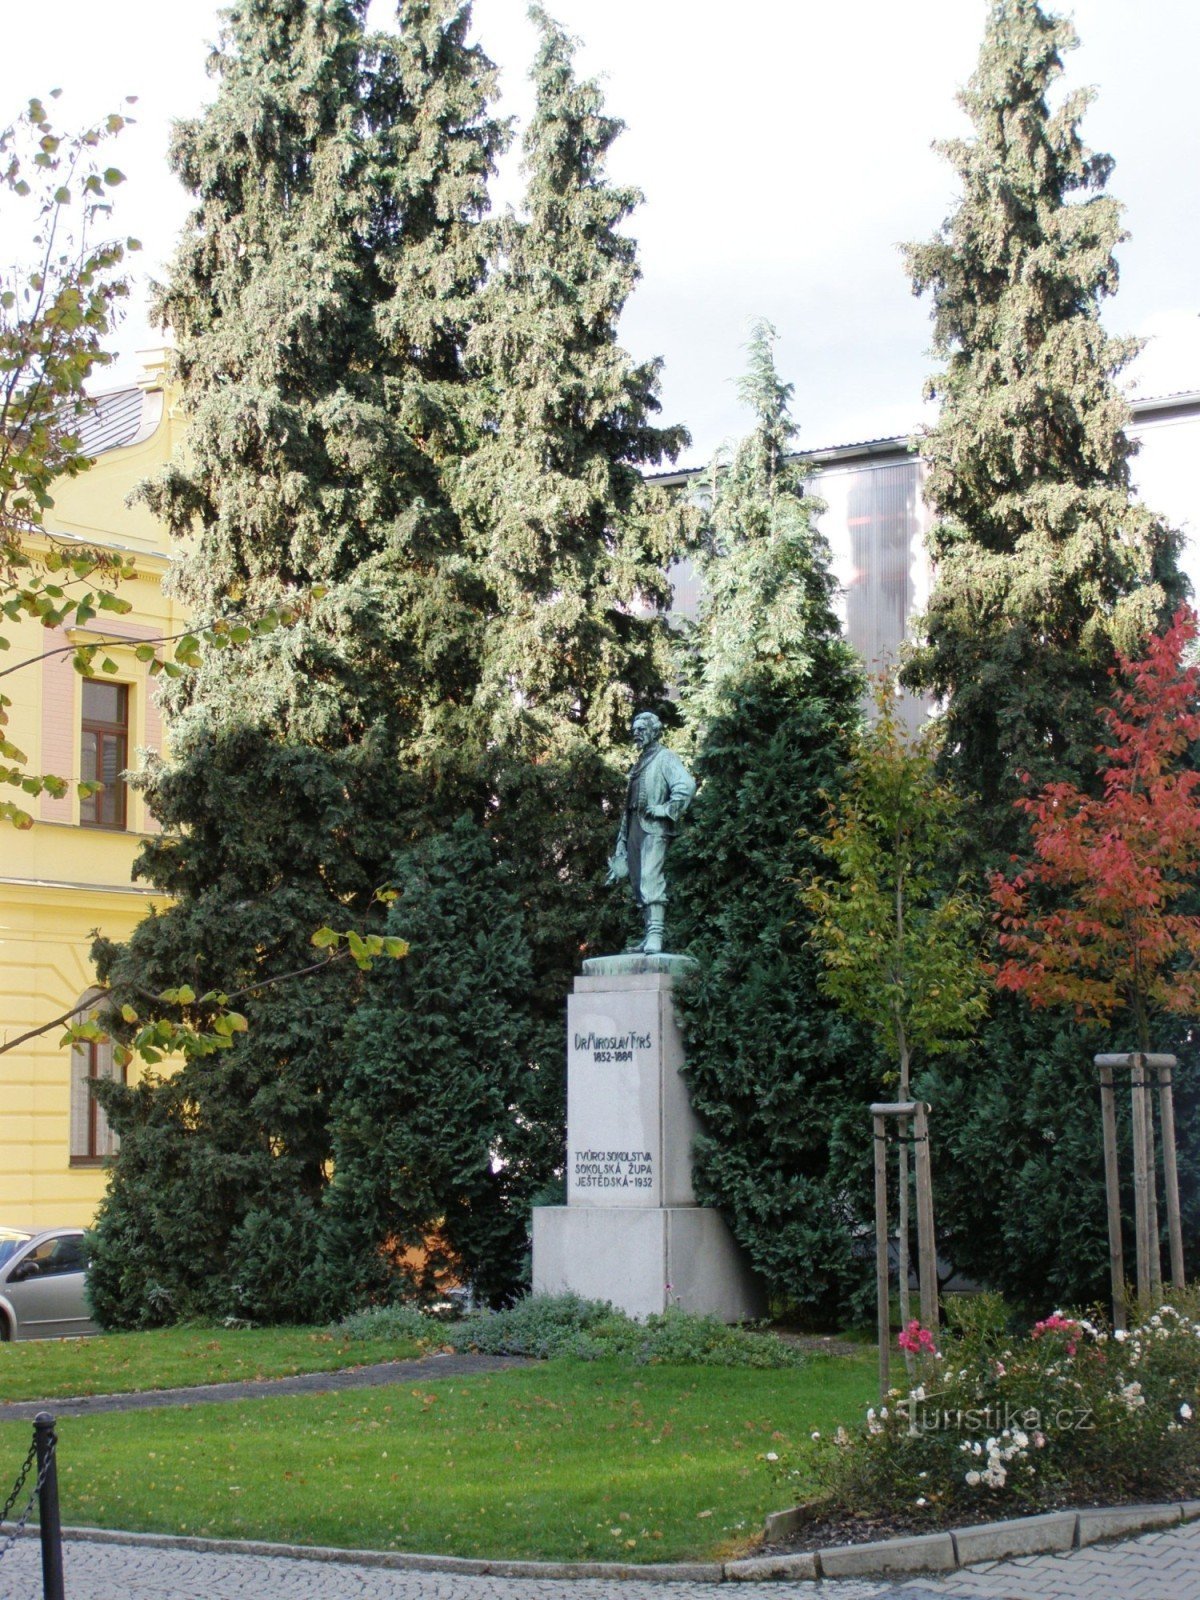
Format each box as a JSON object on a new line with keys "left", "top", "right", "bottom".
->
{"left": 0, "top": 1312, "right": 11, "bottom": 1341}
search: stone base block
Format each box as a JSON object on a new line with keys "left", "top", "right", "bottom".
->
{"left": 532, "top": 1206, "right": 763, "bottom": 1323}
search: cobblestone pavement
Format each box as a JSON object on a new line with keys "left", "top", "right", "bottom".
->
{"left": 1, "top": 1521, "right": 1198, "bottom": 1600}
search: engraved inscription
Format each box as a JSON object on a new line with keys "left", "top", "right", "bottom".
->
{"left": 571, "top": 1149, "right": 654, "bottom": 1190}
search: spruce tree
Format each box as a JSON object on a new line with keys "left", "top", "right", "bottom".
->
{"left": 899, "top": 0, "right": 1191, "bottom": 1310}
{"left": 88, "top": 0, "right": 506, "bottom": 1327}
{"left": 672, "top": 324, "right": 873, "bottom": 1321}
{"left": 441, "top": 6, "right": 691, "bottom": 1214}
{"left": 456, "top": 6, "right": 687, "bottom": 751}
{"left": 901, "top": 0, "right": 1183, "bottom": 869}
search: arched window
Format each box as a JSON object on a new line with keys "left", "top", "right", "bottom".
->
{"left": 69, "top": 991, "right": 125, "bottom": 1164}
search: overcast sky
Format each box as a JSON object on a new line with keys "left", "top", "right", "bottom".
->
{"left": 5, "top": 0, "right": 1198, "bottom": 467}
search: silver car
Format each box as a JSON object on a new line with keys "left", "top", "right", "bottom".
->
{"left": 0, "top": 1227, "right": 98, "bottom": 1340}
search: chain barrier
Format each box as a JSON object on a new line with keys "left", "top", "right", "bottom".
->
{"left": 0, "top": 1426, "right": 56, "bottom": 1563}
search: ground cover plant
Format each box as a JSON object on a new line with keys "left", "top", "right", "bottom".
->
{"left": 0, "top": 1359, "right": 873, "bottom": 1562}
{"left": 339, "top": 1294, "right": 809, "bottom": 1367}
{"left": 775, "top": 1295, "right": 1200, "bottom": 1530}
{"left": 0, "top": 1325, "right": 425, "bottom": 1403}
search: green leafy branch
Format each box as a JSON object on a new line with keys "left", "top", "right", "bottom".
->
{"left": 1, "top": 910, "right": 408, "bottom": 1066}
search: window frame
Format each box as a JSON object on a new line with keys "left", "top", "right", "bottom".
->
{"left": 79, "top": 679, "right": 130, "bottom": 831}
{"left": 69, "top": 998, "right": 125, "bottom": 1166}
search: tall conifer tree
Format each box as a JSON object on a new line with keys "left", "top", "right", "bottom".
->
{"left": 900, "top": 0, "right": 1191, "bottom": 1310}
{"left": 88, "top": 0, "right": 507, "bottom": 1326}
{"left": 446, "top": 6, "right": 691, "bottom": 1188}
{"left": 901, "top": 0, "right": 1183, "bottom": 868}
{"left": 672, "top": 324, "right": 873, "bottom": 1320}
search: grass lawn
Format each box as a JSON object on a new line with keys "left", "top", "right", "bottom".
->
{"left": 0, "top": 1325, "right": 427, "bottom": 1402}
{"left": 0, "top": 1355, "right": 874, "bottom": 1562}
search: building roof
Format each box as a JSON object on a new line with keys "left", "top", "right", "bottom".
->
{"left": 645, "top": 391, "right": 1200, "bottom": 487}
{"left": 76, "top": 386, "right": 145, "bottom": 456}
{"left": 75, "top": 383, "right": 165, "bottom": 458}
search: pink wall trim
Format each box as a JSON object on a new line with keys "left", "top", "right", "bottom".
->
{"left": 39, "top": 628, "right": 76, "bottom": 822}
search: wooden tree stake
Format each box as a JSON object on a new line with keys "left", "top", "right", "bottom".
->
{"left": 1096, "top": 1060, "right": 1127, "bottom": 1331}
{"left": 1158, "top": 1059, "right": 1186, "bottom": 1291}
{"left": 873, "top": 1112, "right": 890, "bottom": 1399}
{"left": 1131, "top": 1054, "right": 1164, "bottom": 1303}
{"left": 913, "top": 1102, "right": 939, "bottom": 1332}
{"left": 1096, "top": 1052, "right": 1182, "bottom": 1322}
{"left": 870, "top": 1101, "right": 939, "bottom": 1398}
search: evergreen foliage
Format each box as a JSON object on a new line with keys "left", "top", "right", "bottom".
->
{"left": 672, "top": 324, "right": 872, "bottom": 1321}
{"left": 899, "top": 0, "right": 1191, "bottom": 1310}
{"left": 323, "top": 818, "right": 538, "bottom": 1307}
{"left": 454, "top": 5, "right": 691, "bottom": 970}
{"left": 90, "top": 0, "right": 507, "bottom": 1326}
{"left": 455, "top": 5, "right": 688, "bottom": 753}
{"left": 91, "top": 1, "right": 692, "bottom": 1323}
{"left": 901, "top": 0, "right": 1183, "bottom": 869}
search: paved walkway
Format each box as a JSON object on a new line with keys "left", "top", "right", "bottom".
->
{"left": 0, "top": 1352, "right": 530, "bottom": 1422}
{"left": 1, "top": 1520, "right": 1198, "bottom": 1600}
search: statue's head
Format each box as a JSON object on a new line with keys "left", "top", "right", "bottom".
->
{"left": 631, "top": 710, "right": 662, "bottom": 749}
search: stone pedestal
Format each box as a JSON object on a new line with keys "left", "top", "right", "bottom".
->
{"left": 532, "top": 959, "right": 762, "bottom": 1322}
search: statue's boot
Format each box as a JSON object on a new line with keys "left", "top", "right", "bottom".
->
{"left": 643, "top": 903, "right": 666, "bottom": 956}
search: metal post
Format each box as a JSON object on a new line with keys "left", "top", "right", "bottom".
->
{"left": 33, "top": 1412, "right": 64, "bottom": 1600}
{"left": 1139, "top": 1056, "right": 1158, "bottom": 1305}
{"left": 1157, "top": 1057, "right": 1186, "bottom": 1291}
{"left": 873, "top": 1113, "right": 890, "bottom": 1400}
{"left": 1096, "top": 1060, "right": 1127, "bottom": 1331}
{"left": 913, "top": 1102, "right": 939, "bottom": 1333}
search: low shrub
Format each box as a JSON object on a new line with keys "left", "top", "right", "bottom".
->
{"left": 445, "top": 1296, "right": 808, "bottom": 1366}
{"left": 335, "top": 1302, "right": 438, "bottom": 1345}
{"left": 781, "top": 1297, "right": 1200, "bottom": 1519}
{"left": 335, "top": 1293, "right": 809, "bottom": 1367}
{"left": 446, "top": 1293, "right": 613, "bottom": 1358}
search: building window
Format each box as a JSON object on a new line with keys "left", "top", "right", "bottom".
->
{"left": 79, "top": 680, "right": 129, "bottom": 829}
{"left": 69, "top": 995, "right": 124, "bottom": 1164}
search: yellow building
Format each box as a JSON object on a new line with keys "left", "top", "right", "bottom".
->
{"left": 1, "top": 351, "right": 185, "bottom": 1228}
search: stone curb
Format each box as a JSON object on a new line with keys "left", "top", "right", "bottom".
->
{"left": 43, "top": 1527, "right": 722, "bottom": 1584}
{"left": 27, "top": 1500, "right": 1199, "bottom": 1585}
{"left": 723, "top": 1498, "right": 1200, "bottom": 1582}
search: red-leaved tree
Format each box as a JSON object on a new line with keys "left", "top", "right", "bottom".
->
{"left": 991, "top": 606, "right": 1200, "bottom": 1051}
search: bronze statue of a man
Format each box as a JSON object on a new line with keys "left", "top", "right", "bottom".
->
{"left": 605, "top": 710, "right": 696, "bottom": 955}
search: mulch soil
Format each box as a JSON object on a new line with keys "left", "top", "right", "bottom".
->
{"left": 761, "top": 1484, "right": 1200, "bottom": 1555}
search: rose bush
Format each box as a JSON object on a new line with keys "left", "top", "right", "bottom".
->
{"left": 780, "top": 1295, "right": 1200, "bottom": 1519}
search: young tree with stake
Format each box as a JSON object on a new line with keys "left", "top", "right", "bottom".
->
{"left": 805, "top": 678, "right": 988, "bottom": 1331}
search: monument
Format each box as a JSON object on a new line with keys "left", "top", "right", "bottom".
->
{"left": 532, "top": 713, "right": 762, "bottom": 1321}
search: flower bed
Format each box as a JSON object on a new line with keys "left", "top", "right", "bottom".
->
{"left": 776, "top": 1294, "right": 1200, "bottom": 1524}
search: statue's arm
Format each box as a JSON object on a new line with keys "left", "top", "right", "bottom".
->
{"left": 655, "top": 754, "right": 696, "bottom": 822}
{"left": 605, "top": 806, "right": 630, "bottom": 884}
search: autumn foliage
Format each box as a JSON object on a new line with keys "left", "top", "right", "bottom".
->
{"left": 991, "top": 607, "right": 1200, "bottom": 1047}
